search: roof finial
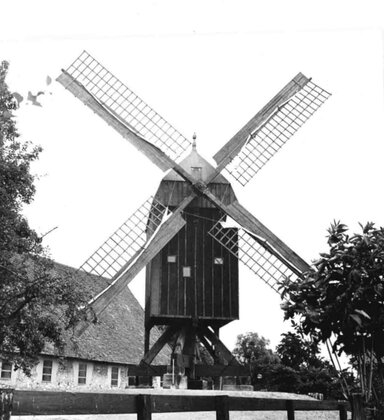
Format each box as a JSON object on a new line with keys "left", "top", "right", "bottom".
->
{"left": 192, "top": 132, "right": 197, "bottom": 150}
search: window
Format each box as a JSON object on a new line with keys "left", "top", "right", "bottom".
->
{"left": 111, "top": 366, "right": 119, "bottom": 387}
{"left": 182, "top": 266, "right": 191, "bottom": 277}
{"left": 42, "top": 360, "right": 53, "bottom": 382}
{"left": 128, "top": 376, "right": 136, "bottom": 387}
{"left": 0, "top": 361, "right": 12, "bottom": 380}
{"left": 214, "top": 257, "right": 224, "bottom": 265}
{"left": 191, "top": 166, "right": 202, "bottom": 180}
{"left": 167, "top": 255, "right": 176, "bottom": 263}
{"left": 78, "top": 363, "right": 87, "bottom": 385}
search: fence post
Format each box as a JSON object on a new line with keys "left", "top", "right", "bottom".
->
{"left": 137, "top": 394, "right": 152, "bottom": 420}
{"left": 339, "top": 404, "right": 348, "bottom": 420}
{"left": 286, "top": 400, "right": 295, "bottom": 420}
{"left": 350, "top": 394, "right": 366, "bottom": 420}
{"left": 0, "top": 389, "right": 14, "bottom": 420}
{"left": 215, "top": 395, "right": 229, "bottom": 420}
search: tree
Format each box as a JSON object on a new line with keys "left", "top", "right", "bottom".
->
{"left": 276, "top": 332, "right": 323, "bottom": 370}
{"left": 233, "top": 332, "right": 280, "bottom": 386}
{"left": 261, "top": 363, "right": 302, "bottom": 393}
{"left": 276, "top": 331, "right": 347, "bottom": 399}
{"left": 233, "top": 332, "right": 278, "bottom": 366}
{"left": 281, "top": 221, "right": 384, "bottom": 416}
{"left": 232, "top": 330, "right": 345, "bottom": 397}
{"left": 0, "top": 61, "right": 88, "bottom": 374}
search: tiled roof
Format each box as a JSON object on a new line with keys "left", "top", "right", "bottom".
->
{"left": 42, "top": 262, "right": 170, "bottom": 366}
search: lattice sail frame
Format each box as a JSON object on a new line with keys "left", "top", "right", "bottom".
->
{"left": 80, "top": 197, "right": 167, "bottom": 279}
{"left": 226, "top": 80, "right": 331, "bottom": 186}
{"left": 64, "top": 51, "right": 191, "bottom": 162}
{"left": 208, "top": 219, "right": 298, "bottom": 293}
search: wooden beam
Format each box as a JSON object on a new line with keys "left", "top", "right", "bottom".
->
{"left": 350, "top": 394, "right": 366, "bottom": 420}
{"left": 228, "top": 200, "right": 310, "bottom": 273}
{"left": 199, "top": 335, "right": 217, "bottom": 361}
{"left": 286, "top": 400, "right": 295, "bottom": 420}
{"left": 127, "top": 365, "right": 168, "bottom": 376}
{"left": 144, "top": 326, "right": 150, "bottom": 355}
{"left": 137, "top": 395, "right": 152, "bottom": 420}
{"left": 57, "top": 71, "right": 198, "bottom": 188}
{"left": 339, "top": 404, "right": 348, "bottom": 420}
{"left": 89, "top": 195, "right": 196, "bottom": 318}
{"left": 12, "top": 390, "right": 351, "bottom": 416}
{"left": 195, "top": 364, "right": 249, "bottom": 377}
{"left": 213, "top": 73, "right": 310, "bottom": 170}
{"left": 141, "top": 324, "right": 179, "bottom": 366}
{"left": 215, "top": 395, "right": 229, "bottom": 420}
{"left": 203, "top": 190, "right": 310, "bottom": 275}
{"left": 199, "top": 326, "right": 240, "bottom": 366}
{"left": 0, "top": 388, "right": 13, "bottom": 420}
{"left": 57, "top": 71, "right": 173, "bottom": 172}
{"left": 150, "top": 395, "right": 216, "bottom": 413}
{"left": 12, "top": 390, "right": 137, "bottom": 415}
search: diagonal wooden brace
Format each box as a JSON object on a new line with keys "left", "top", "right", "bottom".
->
{"left": 198, "top": 326, "right": 240, "bottom": 366}
{"left": 140, "top": 324, "right": 180, "bottom": 366}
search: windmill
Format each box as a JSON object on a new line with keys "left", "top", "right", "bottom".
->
{"left": 57, "top": 51, "right": 331, "bottom": 385}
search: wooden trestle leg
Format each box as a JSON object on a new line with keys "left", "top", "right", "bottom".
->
{"left": 137, "top": 324, "right": 249, "bottom": 382}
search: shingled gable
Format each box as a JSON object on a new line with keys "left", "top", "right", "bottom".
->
{"left": 163, "top": 144, "right": 229, "bottom": 184}
{"left": 42, "top": 262, "right": 170, "bottom": 365}
{"left": 155, "top": 145, "right": 237, "bottom": 208}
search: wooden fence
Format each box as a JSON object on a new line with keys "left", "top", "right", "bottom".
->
{"left": 7, "top": 390, "right": 351, "bottom": 419}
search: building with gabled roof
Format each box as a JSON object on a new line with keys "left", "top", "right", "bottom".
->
{"left": 0, "top": 262, "right": 169, "bottom": 390}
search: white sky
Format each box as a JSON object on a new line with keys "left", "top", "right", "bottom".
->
{"left": 1, "top": 0, "right": 384, "bottom": 352}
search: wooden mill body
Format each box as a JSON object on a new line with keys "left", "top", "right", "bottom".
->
{"left": 145, "top": 146, "right": 239, "bottom": 347}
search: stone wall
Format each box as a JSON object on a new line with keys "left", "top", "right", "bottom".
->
{"left": 0, "top": 357, "right": 135, "bottom": 390}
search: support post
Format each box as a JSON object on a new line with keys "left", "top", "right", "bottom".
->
{"left": 213, "top": 326, "right": 220, "bottom": 339}
{"left": 215, "top": 395, "right": 229, "bottom": 420}
{"left": 137, "top": 394, "right": 152, "bottom": 420}
{"left": 141, "top": 324, "right": 179, "bottom": 366}
{"left": 0, "top": 389, "right": 13, "bottom": 420}
{"left": 350, "top": 394, "right": 366, "bottom": 420}
{"left": 199, "top": 326, "right": 240, "bottom": 366}
{"left": 144, "top": 326, "right": 150, "bottom": 355}
{"left": 286, "top": 400, "right": 295, "bottom": 420}
{"left": 339, "top": 404, "right": 348, "bottom": 420}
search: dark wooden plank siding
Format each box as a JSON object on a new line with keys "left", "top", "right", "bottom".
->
{"left": 186, "top": 216, "right": 195, "bottom": 317}
{"left": 154, "top": 181, "right": 237, "bottom": 209}
{"left": 168, "top": 232, "right": 179, "bottom": 315}
{"left": 149, "top": 207, "right": 239, "bottom": 323}
{"left": 230, "top": 230, "right": 239, "bottom": 319}
{"left": 213, "top": 232, "right": 223, "bottom": 317}
{"left": 160, "top": 244, "right": 168, "bottom": 315}
{"left": 178, "top": 225, "right": 186, "bottom": 316}
{"left": 196, "top": 215, "right": 204, "bottom": 317}
{"left": 204, "top": 216, "right": 213, "bottom": 318}
{"left": 147, "top": 253, "right": 162, "bottom": 317}
{"left": 223, "top": 244, "right": 231, "bottom": 319}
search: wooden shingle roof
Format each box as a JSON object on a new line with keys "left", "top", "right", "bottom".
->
{"left": 155, "top": 147, "right": 237, "bottom": 208}
{"left": 164, "top": 145, "right": 229, "bottom": 184}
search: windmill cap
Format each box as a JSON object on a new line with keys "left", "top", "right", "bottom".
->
{"left": 163, "top": 147, "right": 230, "bottom": 184}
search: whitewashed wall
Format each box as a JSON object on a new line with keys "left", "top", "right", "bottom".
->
{"left": 0, "top": 357, "right": 132, "bottom": 390}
